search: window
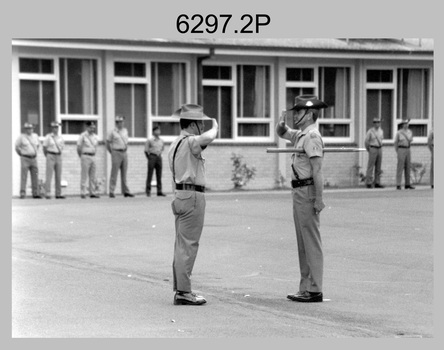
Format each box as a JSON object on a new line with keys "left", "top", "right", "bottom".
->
{"left": 150, "top": 62, "right": 187, "bottom": 137}
{"left": 397, "top": 68, "right": 430, "bottom": 137}
{"left": 202, "top": 64, "right": 273, "bottom": 141}
{"left": 114, "top": 61, "right": 148, "bottom": 138}
{"left": 285, "top": 66, "right": 352, "bottom": 141}
{"left": 59, "top": 58, "right": 99, "bottom": 135}
{"left": 19, "top": 58, "right": 56, "bottom": 136}
{"left": 365, "top": 68, "right": 431, "bottom": 140}
{"left": 318, "top": 67, "right": 351, "bottom": 138}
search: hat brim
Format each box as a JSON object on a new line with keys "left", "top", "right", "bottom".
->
{"left": 171, "top": 107, "right": 211, "bottom": 120}
{"left": 287, "top": 100, "right": 328, "bottom": 111}
{"left": 399, "top": 119, "right": 410, "bottom": 124}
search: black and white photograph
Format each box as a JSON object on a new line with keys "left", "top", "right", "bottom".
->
{"left": 6, "top": 0, "right": 440, "bottom": 344}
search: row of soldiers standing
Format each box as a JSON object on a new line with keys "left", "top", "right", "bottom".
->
{"left": 365, "top": 118, "right": 434, "bottom": 190}
{"left": 14, "top": 116, "right": 165, "bottom": 199}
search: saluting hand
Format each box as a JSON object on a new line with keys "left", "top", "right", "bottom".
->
{"left": 278, "top": 110, "right": 286, "bottom": 127}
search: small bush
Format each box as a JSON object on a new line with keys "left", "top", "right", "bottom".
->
{"left": 231, "top": 153, "right": 256, "bottom": 189}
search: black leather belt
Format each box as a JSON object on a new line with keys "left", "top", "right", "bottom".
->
{"left": 291, "top": 178, "right": 314, "bottom": 188}
{"left": 47, "top": 151, "right": 61, "bottom": 155}
{"left": 82, "top": 153, "right": 95, "bottom": 156}
{"left": 370, "top": 146, "right": 381, "bottom": 148}
{"left": 175, "top": 183, "right": 205, "bottom": 193}
{"left": 21, "top": 154, "right": 36, "bottom": 159}
{"left": 113, "top": 149, "right": 126, "bottom": 152}
{"left": 398, "top": 146, "right": 410, "bottom": 148}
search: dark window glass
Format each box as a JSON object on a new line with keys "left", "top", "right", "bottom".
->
{"left": 203, "top": 66, "right": 231, "bottom": 80}
{"left": 286, "top": 68, "right": 314, "bottom": 82}
{"left": 115, "top": 62, "right": 146, "bottom": 77}
{"left": 367, "top": 70, "right": 393, "bottom": 83}
{"left": 19, "top": 58, "right": 53, "bottom": 73}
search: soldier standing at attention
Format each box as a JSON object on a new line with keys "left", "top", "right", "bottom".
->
{"left": 43, "top": 121, "right": 65, "bottom": 199}
{"left": 394, "top": 119, "right": 415, "bottom": 190}
{"left": 427, "top": 129, "right": 434, "bottom": 189}
{"left": 276, "top": 95, "right": 327, "bottom": 303}
{"left": 15, "top": 123, "right": 42, "bottom": 199}
{"left": 168, "top": 104, "right": 218, "bottom": 306}
{"left": 77, "top": 121, "right": 100, "bottom": 199}
{"left": 106, "top": 116, "right": 134, "bottom": 198}
{"left": 145, "top": 125, "right": 166, "bottom": 197}
{"left": 364, "top": 118, "right": 385, "bottom": 188}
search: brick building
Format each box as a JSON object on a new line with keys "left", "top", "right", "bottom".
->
{"left": 11, "top": 38, "right": 434, "bottom": 196}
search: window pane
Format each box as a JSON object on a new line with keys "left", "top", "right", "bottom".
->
{"left": 408, "top": 124, "right": 427, "bottom": 137}
{"left": 60, "top": 58, "right": 98, "bottom": 115}
{"left": 286, "top": 68, "right": 314, "bottom": 82}
{"left": 115, "top": 62, "right": 146, "bottom": 77}
{"left": 319, "top": 124, "right": 349, "bottom": 137}
{"left": 20, "top": 80, "right": 40, "bottom": 130}
{"left": 61, "top": 120, "right": 88, "bottom": 135}
{"left": 151, "top": 62, "right": 186, "bottom": 116}
{"left": 134, "top": 84, "right": 147, "bottom": 137}
{"left": 286, "top": 87, "right": 315, "bottom": 109}
{"left": 115, "top": 83, "right": 133, "bottom": 136}
{"left": 397, "top": 69, "right": 429, "bottom": 120}
{"left": 203, "top": 65, "right": 231, "bottom": 80}
{"left": 319, "top": 67, "right": 350, "bottom": 119}
{"left": 155, "top": 122, "right": 181, "bottom": 136}
{"left": 238, "top": 123, "right": 270, "bottom": 137}
{"left": 19, "top": 58, "right": 53, "bottom": 73}
{"left": 237, "top": 65, "right": 270, "bottom": 118}
{"left": 203, "top": 86, "right": 232, "bottom": 139}
{"left": 367, "top": 70, "right": 393, "bottom": 83}
{"left": 42, "top": 81, "right": 55, "bottom": 136}
{"left": 366, "top": 89, "right": 393, "bottom": 138}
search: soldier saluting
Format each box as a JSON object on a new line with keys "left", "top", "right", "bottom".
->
{"left": 276, "top": 95, "right": 327, "bottom": 303}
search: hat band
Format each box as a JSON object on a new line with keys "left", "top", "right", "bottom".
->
{"left": 180, "top": 111, "right": 204, "bottom": 119}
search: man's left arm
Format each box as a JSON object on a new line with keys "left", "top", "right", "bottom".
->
{"left": 310, "top": 156, "right": 325, "bottom": 215}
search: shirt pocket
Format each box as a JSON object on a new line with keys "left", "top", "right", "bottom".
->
{"left": 171, "top": 191, "right": 194, "bottom": 216}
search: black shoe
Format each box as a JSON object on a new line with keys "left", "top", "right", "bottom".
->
{"left": 90, "top": 194, "right": 100, "bottom": 198}
{"left": 33, "top": 195, "right": 43, "bottom": 199}
{"left": 157, "top": 193, "right": 166, "bottom": 197}
{"left": 174, "top": 292, "right": 207, "bottom": 306}
{"left": 396, "top": 186, "right": 401, "bottom": 190}
{"left": 405, "top": 185, "right": 415, "bottom": 190}
{"left": 81, "top": 195, "right": 86, "bottom": 199}
{"left": 287, "top": 291, "right": 307, "bottom": 300}
{"left": 109, "top": 193, "right": 115, "bottom": 198}
{"left": 287, "top": 291, "right": 323, "bottom": 303}
{"left": 431, "top": 185, "right": 434, "bottom": 189}
{"left": 124, "top": 193, "right": 135, "bottom": 197}
{"left": 374, "top": 184, "right": 385, "bottom": 188}
{"left": 366, "top": 184, "right": 373, "bottom": 189}
{"left": 56, "top": 196, "right": 66, "bottom": 199}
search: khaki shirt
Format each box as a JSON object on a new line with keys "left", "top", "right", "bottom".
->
{"left": 107, "top": 128, "right": 128, "bottom": 150}
{"left": 168, "top": 130, "right": 206, "bottom": 187}
{"left": 77, "top": 131, "right": 98, "bottom": 154}
{"left": 145, "top": 137, "right": 165, "bottom": 156}
{"left": 281, "top": 124, "right": 324, "bottom": 180}
{"left": 43, "top": 133, "right": 64, "bottom": 153}
{"left": 365, "top": 127, "right": 383, "bottom": 149}
{"left": 394, "top": 129, "right": 413, "bottom": 149}
{"left": 15, "top": 133, "right": 40, "bottom": 156}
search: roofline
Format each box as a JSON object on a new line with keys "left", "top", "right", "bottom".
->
{"left": 12, "top": 38, "right": 433, "bottom": 61}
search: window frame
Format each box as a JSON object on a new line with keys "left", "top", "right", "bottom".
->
{"left": 202, "top": 61, "right": 274, "bottom": 143}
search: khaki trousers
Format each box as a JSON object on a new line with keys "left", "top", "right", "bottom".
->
{"left": 109, "top": 150, "right": 129, "bottom": 194}
{"left": 45, "top": 153, "right": 62, "bottom": 197}
{"left": 20, "top": 156, "right": 39, "bottom": 197}
{"left": 396, "top": 148, "right": 411, "bottom": 187}
{"left": 80, "top": 155, "right": 97, "bottom": 195}
{"left": 366, "top": 147, "right": 383, "bottom": 185}
{"left": 292, "top": 186, "right": 323, "bottom": 293}
{"left": 171, "top": 190, "right": 206, "bottom": 292}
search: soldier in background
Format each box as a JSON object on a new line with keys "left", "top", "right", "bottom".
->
{"left": 364, "top": 118, "right": 385, "bottom": 188}
{"left": 15, "top": 123, "right": 42, "bottom": 199}
{"left": 43, "top": 121, "right": 65, "bottom": 199}
{"left": 394, "top": 119, "right": 415, "bottom": 190}
{"left": 77, "top": 121, "right": 100, "bottom": 199}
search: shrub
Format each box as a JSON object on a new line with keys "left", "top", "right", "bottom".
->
{"left": 231, "top": 153, "right": 256, "bottom": 189}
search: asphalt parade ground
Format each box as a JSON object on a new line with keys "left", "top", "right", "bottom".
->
{"left": 11, "top": 187, "right": 434, "bottom": 338}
